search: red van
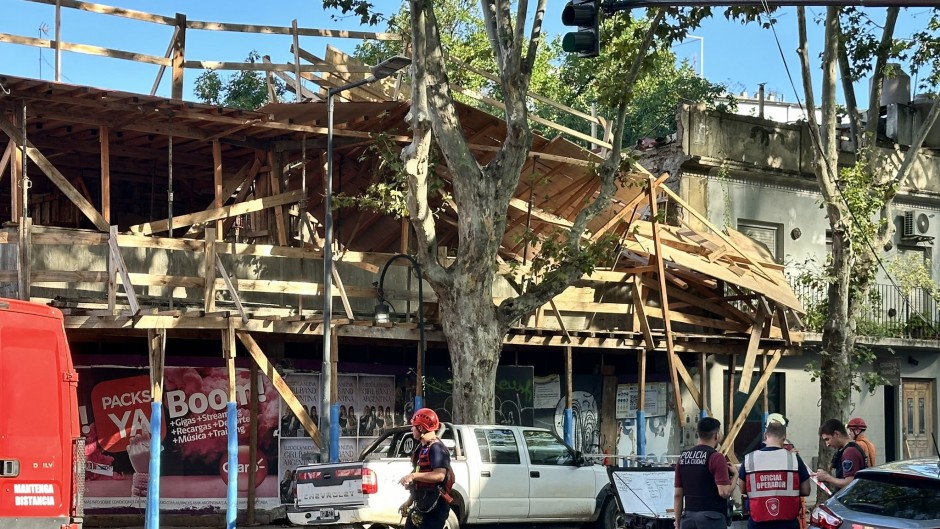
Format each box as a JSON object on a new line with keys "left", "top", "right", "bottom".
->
{"left": 0, "top": 298, "right": 83, "bottom": 529}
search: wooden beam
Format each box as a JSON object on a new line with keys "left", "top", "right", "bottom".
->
{"left": 99, "top": 126, "right": 110, "bottom": 224}
{"left": 204, "top": 228, "right": 217, "bottom": 312}
{"left": 216, "top": 254, "right": 249, "bottom": 323}
{"left": 0, "top": 114, "right": 109, "bottom": 231}
{"left": 592, "top": 173, "right": 669, "bottom": 242}
{"left": 721, "top": 350, "right": 783, "bottom": 457}
{"left": 212, "top": 141, "right": 223, "bottom": 237}
{"left": 148, "top": 329, "right": 166, "bottom": 407}
{"left": 171, "top": 13, "right": 186, "bottom": 100}
{"left": 631, "top": 281, "right": 656, "bottom": 350}
{"left": 129, "top": 189, "right": 303, "bottom": 235}
{"left": 27, "top": 0, "right": 176, "bottom": 24}
{"left": 647, "top": 182, "right": 684, "bottom": 420}
{"left": 657, "top": 185, "right": 778, "bottom": 285}
{"left": 236, "top": 331, "right": 321, "bottom": 446}
{"left": 0, "top": 33, "right": 171, "bottom": 66}
{"left": 221, "top": 155, "right": 262, "bottom": 237}
{"left": 0, "top": 140, "right": 11, "bottom": 181}
{"left": 17, "top": 218, "right": 31, "bottom": 300}
{"left": 108, "top": 226, "right": 140, "bottom": 313}
{"left": 737, "top": 303, "right": 768, "bottom": 391}
{"left": 268, "top": 151, "right": 288, "bottom": 246}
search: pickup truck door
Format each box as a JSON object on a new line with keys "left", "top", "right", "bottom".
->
{"left": 472, "top": 427, "right": 529, "bottom": 519}
{"left": 521, "top": 429, "right": 597, "bottom": 520}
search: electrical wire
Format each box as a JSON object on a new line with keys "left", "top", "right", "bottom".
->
{"left": 757, "top": 2, "right": 939, "bottom": 335}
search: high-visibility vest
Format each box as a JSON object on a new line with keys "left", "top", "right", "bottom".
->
{"left": 744, "top": 449, "right": 801, "bottom": 522}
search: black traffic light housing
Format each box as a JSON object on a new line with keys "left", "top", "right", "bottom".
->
{"left": 562, "top": 0, "right": 601, "bottom": 58}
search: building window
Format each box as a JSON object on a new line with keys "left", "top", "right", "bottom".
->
{"left": 737, "top": 219, "right": 784, "bottom": 263}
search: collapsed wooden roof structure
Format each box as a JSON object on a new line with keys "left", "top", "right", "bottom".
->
{"left": 0, "top": 0, "right": 804, "bottom": 462}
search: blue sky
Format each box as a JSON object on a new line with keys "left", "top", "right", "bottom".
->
{"left": 0, "top": 1, "right": 935, "bottom": 108}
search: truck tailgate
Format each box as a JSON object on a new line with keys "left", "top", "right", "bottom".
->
{"left": 295, "top": 462, "right": 365, "bottom": 510}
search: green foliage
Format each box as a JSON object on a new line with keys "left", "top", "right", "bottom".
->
{"left": 545, "top": 14, "right": 735, "bottom": 149}
{"left": 910, "top": 11, "right": 940, "bottom": 90}
{"left": 193, "top": 51, "right": 285, "bottom": 110}
{"left": 321, "top": 0, "right": 384, "bottom": 26}
{"left": 333, "top": 134, "right": 449, "bottom": 219}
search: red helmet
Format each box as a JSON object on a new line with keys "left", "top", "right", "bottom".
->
{"left": 411, "top": 408, "right": 440, "bottom": 432}
{"left": 847, "top": 417, "right": 867, "bottom": 431}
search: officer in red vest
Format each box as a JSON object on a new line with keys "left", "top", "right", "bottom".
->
{"left": 738, "top": 422, "right": 810, "bottom": 529}
{"left": 398, "top": 408, "right": 451, "bottom": 529}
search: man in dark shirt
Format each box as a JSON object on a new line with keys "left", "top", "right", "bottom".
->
{"left": 674, "top": 417, "right": 738, "bottom": 529}
{"left": 814, "top": 418, "right": 867, "bottom": 492}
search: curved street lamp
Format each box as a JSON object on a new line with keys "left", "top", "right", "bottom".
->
{"left": 375, "top": 253, "right": 425, "bottom": 411}
{"left": 322, "top": 56, "right": 411, "bottom": 463}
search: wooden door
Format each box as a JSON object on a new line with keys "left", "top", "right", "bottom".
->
{"left": 901, "top": 380, "right": 935, "bottom": 458}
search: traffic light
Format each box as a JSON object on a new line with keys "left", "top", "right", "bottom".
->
{"left": 561, "top": 0, "right": 600, "bottom": 58}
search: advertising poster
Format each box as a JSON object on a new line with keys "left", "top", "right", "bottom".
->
{"left": 78, "top": 366, "right": 280, "bottom": 512}
{"left": 615, "top": 382, "right": 668, "bottom": 418}
{"left": 277, "top": 372, "right": 396, "bottom": 503}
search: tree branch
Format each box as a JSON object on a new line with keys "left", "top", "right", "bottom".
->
{"left": 864, "top": 7, "right": 900, "bottom": 142}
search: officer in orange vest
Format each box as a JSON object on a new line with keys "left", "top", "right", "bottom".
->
{"left": 738, "top": 422, "right": 810, "bottom": 529}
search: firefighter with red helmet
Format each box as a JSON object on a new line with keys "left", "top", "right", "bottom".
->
{"left": 398, "top": 408, "right": 452, "bottom": 529}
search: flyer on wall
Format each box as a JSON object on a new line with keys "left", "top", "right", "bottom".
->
{"left": 77, "top": 366, "right": 281, "bottom": 512}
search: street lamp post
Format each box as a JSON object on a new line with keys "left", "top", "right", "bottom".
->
{"left": 321, "top": 56, "right": 411, "bottom": 463}
{"left": 374, "top": 254, "right": 425, "bottom": 412}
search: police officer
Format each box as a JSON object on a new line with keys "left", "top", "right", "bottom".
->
{"left": 398, "top": 408, "right": 451, "bottom": 529}
{"left": 674, "top": 417, "right": 738, "bottom": 529}
{"left": 739, "top": 422, "right": 810, "bottom": 529}
{"left": 814, "top": 418, "right": 867, "bottom": 492}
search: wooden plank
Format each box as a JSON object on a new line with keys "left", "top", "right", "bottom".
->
{"left": 507, "top": 197, "right": 573, "bottom": 229}
{"left": 644, "top": 306, "right": 748, "bottom": 332}
{"left": 737, "top": 301, "right": 768, "bottom": 391}
{"left": 631, "top": 281, "right": 656, "bottom": 350}
{"left": 221, "top": 155, "right": 262, "bottom": 237}
{"left": 27, "top": 0, "right": 176, "bottom": 24}
{"left": 548, "top": 299, "right": 571, "bottom": 344}
{"left": 212, "top": 141, "right": 223, "bottom": 237}
{"left": 204, "top": 227, "right": 217, "bottom": 312}
{"left": 151, "top": 26, "right": 179, "bottom": 96}
{"left": 639, "top": 275, "right": 750, "bottom": 326}
{"left": 0, "top": 114, "right": 110, "bottom": 231}
{"left": 268, "top": 151, "right": 288, "bottom": 246}
{"left": 648, "top": 182, "right": 684, "bottom": 420}
{"left": 0, "top": 33, "right": 171, "bottom": 66}
{"left": 171, "top": 13, "right": 186, "bottom": 100}
{"left": 108, "top": 225, "right": 139, "bottom": 313}
{"left": 216, "top": 254, "right": 248, "bottom": 323}
{"left": 236, "top": 332, "right": 321, "bottom": 445}
{"left": 658, "top": 185, "right": 778, "bottom": 285}
{"left": 185, "top": 20, "right": 400, "bottom": 40}
{"left": 330, "top": 266, "right": 355, "bottom": 320}
{"left": 99, "top": 126, "right": 110, "bottom": 224}
{"left": 776, "top": 305, "right": 792, "bottom": 345}
{"left": 17, "top": 218, "right": 31, "bottom": 300}
{"left": 148, "top": 329, "right": 166, "bottom": 405}
{"left": 592, "top": 173, "right": 669, "bottom": 242}
{"left": 129, "top": 189, "right": 303, "bottom": 235}
{"left": 451, "top": 84, "right": 613, "bottom": 150}
{"left": 0, "top": 141, "right": 12, "bottom": 181}
{"left": 721, "top": 350, "right": 783, "bottom": 458}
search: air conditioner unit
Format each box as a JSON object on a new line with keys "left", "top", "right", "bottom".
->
{"left": 901, "top": 211, "right": 931, "bottom": 239}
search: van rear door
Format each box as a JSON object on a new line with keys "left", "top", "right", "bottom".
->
{"left": 0, "top": 299, "right": 81, "bottom": 529}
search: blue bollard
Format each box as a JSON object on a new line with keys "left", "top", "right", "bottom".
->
{"left": 145, "top": 402, "right": 162, "bottom": 529}
{"left": 636, "top": 410, "right": 646, "bottom": 461}
{"left": 563, "top": 408, "right": 574, "bottom": 447}
{"left": 226, "top": 401, "right": 238, "bottom": 529}
{"left": 330, "top": 403, "right": 340, "bottom": 463}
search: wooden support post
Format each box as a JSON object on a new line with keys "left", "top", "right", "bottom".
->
{"left": 107, "top": 238, "right": 117, "bottom": 313}
{"left": 10, "top": 116, "right": 22, "bottom": 222}
{"left": 224, "top": 323, "right": 236, "bottom": 401}
{"left": 647, "top": 179, "right": 684, "bottom": 420}
{"left": 738, "top": 302, "right": 768, "bottom": 391}
{"left": 727, "top": 354, "right": 736, "bottom": 433}
{"left": 148, "top": 329, "right": 166, "bottom": 403}
{"left": 99, "top": 126, "right": 111, "bottom": 224}
{"left": 291, "top": 20, "right": 302, "bottom": 101}
{"left": 631, "top": 281, "right": 656, "bottom": 350}
{"left": 565, "top": 346, "right": 573, "bottom": 410}
{"left": 109, "top": 226, "right": 139, "bottom": 313}
{"left": 236, "top": 332, "right": 321, "bottom": 445}
{"left": 761, "top": 353, "right": 769, "bottom": 417}
{"left": 17, "top": 217, "right": 30, "bottom": 300}
{"left": 247, "top": 361, "right": 259, "bottom": 525}
{"left": 699, "top": 352, "right": 707, "bottom": 413}
{"left": 213, "top": 141, "right": 223, "bottom": 237}
{"left": 268, "top": 151, "right": 288, "bottom": 246}
{"left": 54, "top": 0, "right": 62, "bottom": 81}
{"left": 171, "top": 13, "right": 187, "bottom": 100}
{"left": 600, "top": 365, "right": 617, "bottom": 461}
{"left": 204, "top": 227, "right": 218, "bottom": 312}
{"left": 721, "top": 350, "right": 783, "bottom": 457}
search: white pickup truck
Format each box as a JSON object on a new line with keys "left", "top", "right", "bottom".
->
{"left": 287, "top": 424, "right": 620, "bottom": 529}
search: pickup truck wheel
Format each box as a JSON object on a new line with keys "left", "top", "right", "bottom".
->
{"left": 596, "top": 498, "right": 621, "bottom": 529}
{"left": 443, "top": 508, "right": 460, "bottom": 529}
